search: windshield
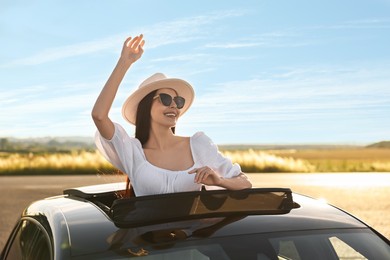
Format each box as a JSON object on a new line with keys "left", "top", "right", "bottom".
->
{"left": 79, "top": 228, "right": 389, "bottom": 260}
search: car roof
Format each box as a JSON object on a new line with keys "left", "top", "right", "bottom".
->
{"left": 23, "top": 183, "right": 368, "bottom": 257}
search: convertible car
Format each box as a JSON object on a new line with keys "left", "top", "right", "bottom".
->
{"left": 1, "top": 183, "right": 389, "bottom": 259}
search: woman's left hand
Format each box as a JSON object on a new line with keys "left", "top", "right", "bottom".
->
{"left": 188, "top": 166, "right": 223, "bottom": 186}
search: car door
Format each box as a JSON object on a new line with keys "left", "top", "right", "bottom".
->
{"left": 1, "top": 217, "right": 53, "bottom": 260}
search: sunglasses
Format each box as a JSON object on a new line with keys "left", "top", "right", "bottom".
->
{"left": 153, "top": 93, "right": 186, "bottom": 109}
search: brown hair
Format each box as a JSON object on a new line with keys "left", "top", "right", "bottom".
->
{"left": 135, "top": 90, "right": 157, "bottom": 146}
{"left": 125, "top": 175, "right": 135, "bottom": 197}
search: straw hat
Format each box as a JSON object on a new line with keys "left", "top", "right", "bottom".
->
{"left": 122, "top": 73, "right": 195, "bottom": 125}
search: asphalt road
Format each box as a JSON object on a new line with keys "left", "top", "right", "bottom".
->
{"left": 1, "top": 173, "right": 389, "bottom": 252}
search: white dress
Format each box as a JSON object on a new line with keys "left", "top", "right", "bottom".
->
{"left": 95, "top": 123, "right": 241, "bottom": 196}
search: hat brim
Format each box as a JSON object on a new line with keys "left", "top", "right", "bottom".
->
{"left": 122, "top": 78, "right": 194, "bottom": 125}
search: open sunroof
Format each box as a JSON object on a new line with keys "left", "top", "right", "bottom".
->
{"left": 109, "top": 188, "right": 297, "bottom": 228}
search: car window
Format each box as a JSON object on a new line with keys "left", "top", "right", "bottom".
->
{"left": 4, "top": 219, "right": 52, "bottom": 260}
{"left": 269, "top": 229, "right": 390, "bottom": 260}
{"left": 277, "top": 240, "right": 301, "bottom": 259}
{"left": 89, "top": 228, "right": 389, "bottom": 259}
{"left": 329, "top": 236, "right": 367, "bottom": 259}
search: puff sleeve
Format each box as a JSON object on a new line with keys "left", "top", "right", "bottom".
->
{"left": 192, "top": 132, "right": 241, "bottom": 179}
{"left": 94, "top": 123, "right": 140, "bottom": 181}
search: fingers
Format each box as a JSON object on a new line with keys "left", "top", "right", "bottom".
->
{"left": 129, "top": 34, "right": 144, "bottom": 50}
{"left": 189, "top": 167, "right": 213, "bottom": 184}
{"left": 123, "top": 34, "right": 145, "bottom": 51}
{"left": 196, "top": 168, "right": 210, "bottom": 184}
{"left": 138, "top": 39, "right": 145, "bottom": 53}
{"left": 188, "top": 168, "right": 197, "bottom": 174}
{"left": 125, "top": 37, "right": 132, "bottom": 41}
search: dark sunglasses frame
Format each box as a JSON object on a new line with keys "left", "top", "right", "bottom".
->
{"left": 153, "top": 93, "right": 185, "bottom": 109}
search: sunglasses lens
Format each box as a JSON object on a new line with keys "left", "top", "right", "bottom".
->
{"left": 159, "top": 93, "right": 172, "bottom": 106}
{"left": 157, "top": 93, "right": 186, "bottom": 109}
{"left": 174, "top": 96, "right": 185, "bottom": 109}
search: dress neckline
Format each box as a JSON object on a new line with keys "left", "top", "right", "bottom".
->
{"left": 138, "top": 135, "right": 196, "bottom": 172}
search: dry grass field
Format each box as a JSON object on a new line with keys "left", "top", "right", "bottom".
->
{"left": 225, "top": 148, "right": 390, "bottom": 172}
{"left": 265, "top": 148, "right": 390, "bottom": 172}
{"left": 1, "top": 147, "right": 390, "bottom": 175}
{"left": 269, "top": 148, "right": 390, "bottom": 160}
{"left": 0, "top": 151, "right": 113, "bottom": 175}
{"left": 250, "top": 173, "right": 390, "bottom": 240}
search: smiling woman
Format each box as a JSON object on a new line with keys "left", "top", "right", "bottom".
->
{"left": 91, "top": 34, "right": 252, "bottom": 197}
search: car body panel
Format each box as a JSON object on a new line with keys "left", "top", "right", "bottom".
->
{"left": 20, "top": 189, "right": 368, "bottom": 258}
{"left": 2, "top": 183, "right": 389, "bottom": 259}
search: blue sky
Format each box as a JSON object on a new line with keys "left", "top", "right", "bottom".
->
{"left": 1, "top": 0, "right": 390, "bottom": 144}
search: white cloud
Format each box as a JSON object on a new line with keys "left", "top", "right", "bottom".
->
{"left": 1, "top": 9, "right": 248, "bottom": 68}
{"left": 202, "top": 30, "right": 313, "bottom": 50}
{"left": 203, "top": 42, "right": 263, "bottom": 49}
{"left": 1, "top": 36, "right": 123, "bottom": 67}
{"left": 151, "top": 54, "right": 208, "bottom": 62}
{"left": 324, "top": 18, "right": 390, "bottom": 29}
{"left": 200, "top": 17, "right": 390, "bottom": 51}
{"left": 180, "top": 64, "right": 390, "bottom": 128}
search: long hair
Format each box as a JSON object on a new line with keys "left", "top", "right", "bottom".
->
{"left": 135, "top": 90, "right": 175, "bottom": 146}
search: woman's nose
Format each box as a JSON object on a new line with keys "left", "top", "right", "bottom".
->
{"left": 169, "top": 100, "right": 177, "bottom": 108}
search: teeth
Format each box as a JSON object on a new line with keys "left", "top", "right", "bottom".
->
{"left": 165, "top": 113, "right": 176, "bottom": 117}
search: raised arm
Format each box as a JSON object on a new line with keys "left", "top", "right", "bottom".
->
{"left": 92, "top": 34, "right": 145, "bottom": 139}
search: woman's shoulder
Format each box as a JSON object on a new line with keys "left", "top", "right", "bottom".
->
{"left": 190, "top": 132, "right": 220, "bottom": 164}
{"left": 105, "top": 122, "right": 142, "bottom": 146}
{"left": 191, "top": 131, "right": 216, "bottom": 147}
{"left": 191, "top": 131, "right": 206, "bottom": 141}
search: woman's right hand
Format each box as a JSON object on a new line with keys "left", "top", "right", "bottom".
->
{"left": 92, "top": 34, "right": 145, "bottom": 140}
{"left": 120, "top": 34, "right": 145, "bottom": 64}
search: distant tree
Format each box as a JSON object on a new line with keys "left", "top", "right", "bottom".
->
{"left": 367, "top": 141, "right": 390, "bottom": 149}
{"left": 0, "top": 138, "right": 9, "bottom": 150}
{"left": 47, "top": 139, "right": 60, "bottom": 147}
